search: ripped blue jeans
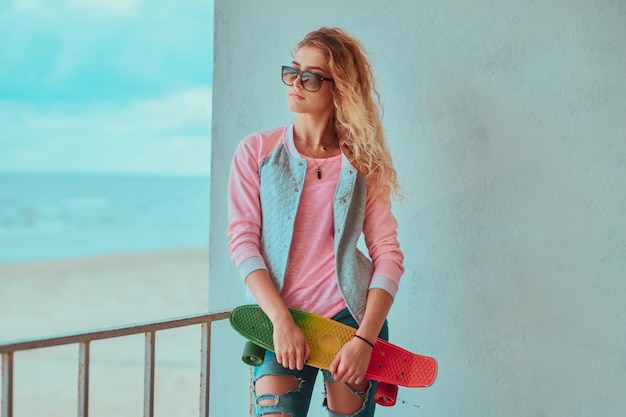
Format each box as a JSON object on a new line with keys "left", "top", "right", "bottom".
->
{"left": 251, "top": 308, "right": 389, "bottom": 417}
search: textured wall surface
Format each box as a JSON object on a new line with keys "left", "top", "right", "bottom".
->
{"left": 209, "top": 1, "right": 626, "bottom": 416}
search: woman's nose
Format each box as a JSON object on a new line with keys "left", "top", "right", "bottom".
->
{"left": 293, "top": 73, "right": 304, "bottom": 89}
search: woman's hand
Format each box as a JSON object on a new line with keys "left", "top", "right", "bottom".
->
{"left": 329, "top": 336, "right": 373, "bottom": 385}
{"left": 329, "top": 288, "right": 393, "bottom": 385}
{"left": 272, "top": 317, "right": 311, "bottom": 370}
{"left": 243, "top": 270, "right": 311, "bottom": 370}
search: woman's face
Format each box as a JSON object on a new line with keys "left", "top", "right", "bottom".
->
{"left": 285, "top": 46, "right": 334, "bottom": 116}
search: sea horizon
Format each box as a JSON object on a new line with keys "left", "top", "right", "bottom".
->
{"left": 0, "top": 171, "right": 212, "bottom": 264}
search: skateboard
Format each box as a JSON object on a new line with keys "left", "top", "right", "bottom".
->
{"left": 229, "top": 304, "right": 437, "bottom": 406}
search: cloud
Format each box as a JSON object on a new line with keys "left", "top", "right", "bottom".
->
{"left": 12, "top": 0, "right": 141, "bottom": 13}
{"left": 0, "top": 1, "right": 214, "bottom": 175}
{"left": 0, "top": 0, "right": 213, "bottom": 101}
{"left": 67, "top": 0, "right": 142, "bottom": 13}
{"left": 0, "top": 88, "right": 213, "bottom": 175}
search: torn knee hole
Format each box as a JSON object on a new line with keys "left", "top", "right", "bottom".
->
{"left": 254, "top": 375, "right": 302, "bottom": 406}
{"left": 345, "top": 381, "right": 370, "bottom": 398}
{"left": 324, "top": 381, "right": 372, "bottom": 415}
{"left": 256, "top": 393, "right": 279, "bottom": 406}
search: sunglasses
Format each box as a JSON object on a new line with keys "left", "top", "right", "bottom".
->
{"left": 281, "top": 65, "right": 334, "bottom": 92}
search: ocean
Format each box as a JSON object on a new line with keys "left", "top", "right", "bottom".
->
{"left": 0, "top": 173, "right": 211, "bottom": 264}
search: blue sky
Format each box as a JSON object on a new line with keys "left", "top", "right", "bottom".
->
{"left": 0, "top": 0, "right": 213, "bottom": 176}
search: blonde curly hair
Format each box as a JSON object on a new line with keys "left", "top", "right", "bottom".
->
{"left": 296, "top": 27, "right": 401, "bottom": 200}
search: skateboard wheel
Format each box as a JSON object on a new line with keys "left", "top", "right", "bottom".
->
{"left": 374, "top": 382, "right": 398, "bottom": 407}
{"left": 242, "top": 341, "right": 266, "bottom": 366}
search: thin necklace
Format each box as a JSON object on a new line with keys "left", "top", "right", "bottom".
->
{"left": 297, "top": 135, "right": 335, "bottom": 180}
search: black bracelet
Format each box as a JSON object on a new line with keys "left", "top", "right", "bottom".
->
{"left": 354, "top": 334, "right": 375, "bottom": 349}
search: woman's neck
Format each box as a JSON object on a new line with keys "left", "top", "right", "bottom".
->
{"left": 293, "top": 115, "right": 335, "bottom": 148}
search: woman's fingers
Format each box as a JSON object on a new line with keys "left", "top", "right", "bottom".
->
{"left": 274, "top": 327, "right": 310, "bottom": 370}
{"left": 330, "top": 338, "right": 372, "bottom": 383}
{"left": 279, "top": 345, "right": 307, "bottom": 370}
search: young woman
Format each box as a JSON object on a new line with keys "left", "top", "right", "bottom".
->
{"left": 228, "top": 27, "right": 404, "bottom": 417}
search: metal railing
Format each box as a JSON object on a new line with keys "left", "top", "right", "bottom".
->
{"left": 0, "top": 310, "right": 230, "bottom": 417}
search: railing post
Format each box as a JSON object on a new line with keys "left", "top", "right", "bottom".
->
{"left": 199, "top": 322, "right": 210, "bottom": 417}
{"left": 1, "top": 352, "right": 13, "bottom": 417}
{"left": 78, "top": 341, "right": 90, "bottom": 417}
{"left": 143, "top": 331, "right": 156, "bottom": 417}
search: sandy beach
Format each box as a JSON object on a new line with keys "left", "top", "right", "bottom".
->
{"left": 0, "top": 249, "right": 212, "bottom": 416}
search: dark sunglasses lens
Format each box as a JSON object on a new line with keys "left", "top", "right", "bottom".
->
{"left": 301, "top": 72, "right": 321, "bottom": 91}
{"left": 282, "top": 67, "right": 298, "bottom": 85}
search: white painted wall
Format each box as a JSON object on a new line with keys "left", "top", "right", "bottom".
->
{"left": 209, "top": 1, "right": 626, "bottom": 416}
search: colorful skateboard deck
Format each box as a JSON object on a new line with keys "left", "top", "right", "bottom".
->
{"left": 230, "top": 304, "right": 437, "bottom": 388}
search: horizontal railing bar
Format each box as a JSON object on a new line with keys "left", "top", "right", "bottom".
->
{"left": 0, "top": 311, "right": 230, "bottom": 354}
